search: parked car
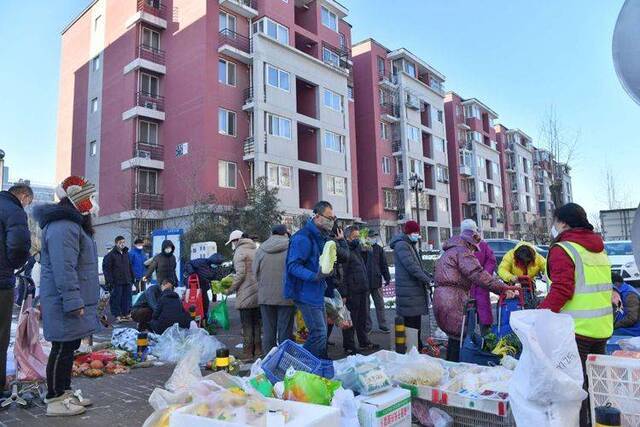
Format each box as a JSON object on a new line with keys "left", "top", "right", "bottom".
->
{"left": 620, "top": 260, "right": 640, "bottom": 288}
{"left": 604, "top": 240, "right": 634, "bottom": 276}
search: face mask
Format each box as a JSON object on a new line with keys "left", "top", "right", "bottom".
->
{"left": 135, "top": 245, "right": 144, "bottom": 250}
{"left": 164, "top": 248, "right": 172, "bottom": 254}
{"left": 409, "top": 233, "right": 420, "bottom": 242}
{"left": 551, "top": 225, "right": 560, "bottom": 239}
{"left": 231, "top": 242, "right": 238, "bottom": 251}
{"left": 349, "top": 239, "right": 360, "bottom": 248}
{"left": 317, "top": 215, "right": 335, "bottom": 233}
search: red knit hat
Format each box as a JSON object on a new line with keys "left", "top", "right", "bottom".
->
{"left": 403, "top": 220, "right": 420, "bottom": 234}
{"left": 56, "top": 176, "right": 98, "bottom": 215}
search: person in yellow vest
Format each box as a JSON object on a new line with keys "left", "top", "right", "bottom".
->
{"left": 538, "top": 203, "right": 612, "bottom": 427}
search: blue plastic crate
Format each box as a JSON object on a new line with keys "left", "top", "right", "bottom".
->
{"left": 318, "top": 359, "right": 334, "bottom": 379}
{"left": 261, "top": 340, "right": 322, "bottom": 384}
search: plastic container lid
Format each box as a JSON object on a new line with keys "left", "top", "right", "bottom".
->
{"left": 216, "top": 348, "right": 230, "bottom": 358}
{"left": 595, "top": 404, "right": 621, "bottom": 426}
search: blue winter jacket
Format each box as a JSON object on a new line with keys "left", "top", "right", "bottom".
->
{"left": 614, "top": 283, "right": 640, "bottom": 336}
{"left": 284, "top": 219, "right": 328, "bottom": 307}
{"left": 129, "top": 246, "right": 149, "bottom": 280}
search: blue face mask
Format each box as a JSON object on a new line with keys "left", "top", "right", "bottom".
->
{"left": 409, "top": 234, "right": 420, "bottom": 242}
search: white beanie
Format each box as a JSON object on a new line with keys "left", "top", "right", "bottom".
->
{"left": 460, "top": 219, "right": 478, "bottom": 232}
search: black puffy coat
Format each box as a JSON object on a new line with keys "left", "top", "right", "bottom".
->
{"left": 102, "top": 247, "right": 134, "bottom": 287}
{"left": 391, "top": 234, "right": 432, "bottom": 317}
{"left": 362, "top": 243, "right": 391, "bottom": 290}
{"left": 150, "top": 289, "right": 191, "bottom": 334}
{"left": 145, "top": 240, "right": 178, "bottom": 286}
{"left": 339, "top": 241, "right": 370, "bottom": 297}
{"left": 0, "top": 191, "right": 31, "bottom": 289}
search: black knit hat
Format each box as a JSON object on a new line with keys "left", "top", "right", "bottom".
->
{"left": 272, "top": 224, "right": 288, "bottom": 236}
{"left": 553, "top": 203, "right": 594, "bottom": 230}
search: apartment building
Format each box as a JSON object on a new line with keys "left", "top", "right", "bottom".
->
{"left": 56, "top": 0, "right": 357, "bottom": 252}
{"left": 533, "top": 147, "right": 556, "bottom": 230}
{"left": 444, "top": 93, "right": 505, "bottom": 238}
{"left": 495, "top": 126, "right": 537, "bottom": 239}
{"left": 352, "top": 39, "right": 451, "bottom": 248}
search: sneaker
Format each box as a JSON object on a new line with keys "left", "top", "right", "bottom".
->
{"left": 66, "top": 389, "right": 92, "bottom": 407}
{"left": 46, "top": 395, "right": 86, "bottom": 417}
{"left": 379, "top": 327, "right": 391, "bottom": 334}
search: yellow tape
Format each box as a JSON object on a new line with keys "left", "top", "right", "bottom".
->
{"left": 216, "top": 357, "right": 230, "bottom": 367}
{"left": 395, "top": 325, "right": 405, "bottom": 332}
{"left": 395, "top": 337, "right": 406, "bottom": 344}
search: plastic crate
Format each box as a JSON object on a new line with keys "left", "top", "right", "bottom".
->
{"left": 415, "top": 400, "right": 516, "bottom": 427}
{"left": 261, "top": 340, "right": 322, "bottom": 384}
{"left": 587, "top": 354, "right": 640, "bottom": 426}
{"left": 319, "top": 359, "right": 334, "bottom": 379}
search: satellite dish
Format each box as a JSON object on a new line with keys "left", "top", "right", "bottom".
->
{"left": 613, "top": 0, "right": 640, "bottom": 105}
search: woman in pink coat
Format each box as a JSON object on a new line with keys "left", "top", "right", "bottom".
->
{"left": 433, "top": 228, "right": 514, "bottom": 362}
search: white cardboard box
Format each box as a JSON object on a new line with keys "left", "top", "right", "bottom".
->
{"left": 169, "top": 398, "right": 340, "bottom": 427}
{"left": 357, "top": 387, "right": 412, "bottom": 427}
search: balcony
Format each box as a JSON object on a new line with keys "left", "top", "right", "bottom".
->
{"left": 322, "top": 42, "right": 351, "bottom": 71}
{"left": 243, "top": 137, "right": 255, "bottom": 158}
{"left": 505, "top": 142, "right": 514, "bottom": 152}
{"left": 133, "top": 192, "right": 163, "bottom": 210}
{"left": 380, "top": 102, "right": 400, "bottom": 122}
{"left": 378, "top": 72, "right": 397, "bottom": 88}
{"left": 460, "top": 164, "right": 472, "bottom": 176}
{"left": 218, "top": 29, "right": 253, "bottom": 64}
{"left": 122, "top": 91, "right": 165, "bottom": 121}
{"left": 122, "top": 142, "right": 165, "bottom": 171}
{"left": 138, "top": 0, "right": 165, "bottom": 18}
{"left": 127, "top": 0, "right": 168, "bottom": 29}
{"left": 394, "top": 173, "right": 404, "bottom": 187}
{"left": 124, "top": 44, "right": 166, "bottom": 75}
{"left": 218, "top": 0, "right": 258, "bottom": 18}
{"left": 243, "top": 86, "right": 254, "bottom": 110}
{"left": 391, "top": 141, "right": 402, "bottom": 154}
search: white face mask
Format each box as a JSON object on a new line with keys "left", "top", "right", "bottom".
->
{"left": 164, "top": 248, "right": 172, "bottom": 254}
{"left": 231, "top": 242, "right": 238, "bottom": 251}
{"left": 135, "top": 245, "right": 144, "bottom": 250}
{"left": 551, "top": 225, "right": 560, "bottom": 239}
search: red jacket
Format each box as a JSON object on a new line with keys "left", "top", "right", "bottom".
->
{"left": 538, "top": 228, "right": 605, "bottom": 315}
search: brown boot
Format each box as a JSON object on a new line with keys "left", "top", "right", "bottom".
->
{"left": 240, "top": 321, "right": 255, "bottom": 362}
{"left": 241, "top": 345, "right": 254, "bottom": 362}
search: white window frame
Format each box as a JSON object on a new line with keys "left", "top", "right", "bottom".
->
{"left": 89, "top": 141, "right": 97, "bottom": 156}
{"left": 267, "top": 113, "right": 292, "bottom": 139}
{"left": 254, "top": 17, "right": 289, "bottom": 44}
{"left": 94, "top": 15, "right": 102, "bottom": 32}
{"left": 91, "top": 98, "right": 98, "bottom": 113}
{"left": 322, "top": 47, "right": 340, "bottom": 67}
{"left": 436, "top": 165, "right": 449, "bottom": 183}
{"left": 383, "top": 189, "right": 395, "bottom": 209}
{"left": 380, "top": 122, "right": 389, "bottom": 140}
{"left": 347, "top": 85, "right": 354, "bottom": 101}
{"left": 434, "top": 137, "right": 445, "bottom": 152}
{"left": 324, "top": 131, "right": 344, "bottom": 153}
{"left": 437, "top": 109, "right": 443, "bottom": 123}
{"left": 218, "top": 108, "right": 237, "bottom": 136}
{"left": 138, "top": 120, "right": 159, "bottom": 145}
{"left": 321, "top": 6, "right": 338, "bottom": 32}
{"left": 382, "top": 156, "right": 391, "bottom": 174}
{"left": 138, "top": 169, "right": 158, "bottom": 194}
{"left": 409, "top": 159, "right": 422, "bottom": 178}
{"left": 218, "top": 160, "right": 237, "bottom": 189}
{"left": 327, "top": 175, "right": 346, "bottom": 196}
{"left": 323, "top": 88, "right": 343, "bottom": 112}
{"left": 266, "top": 64, "right": 290, "bottom": 91}
{"left": 404, "top": 61, "right": 417, "bottom": 78}
{"left": 219, "top": 11, "right": 237, "bottom": 32}
{"left": 142, "top": 27, "right": 160, "bottom": 50}
{"left": 140, "top": 73, "right": 159, "bottom": 96}
{"left": 267, "top": 163, "right": 292, "bottom": 188}
{"left": 408, "top": 125, "right": 420, "bottom": 141}
{"left": 92, "top": 55, "right": 100, "bottom": 71}
{"left": 218, "top": 59, "right": 237, "bottom": 86}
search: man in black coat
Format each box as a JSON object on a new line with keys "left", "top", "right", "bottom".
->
{"left": 102, "top": 236, "right": 134, "bottom": 321}
{"left": 131, "top": 283, "right": 162, "bottom": 331}
{"left": 150, "top": 279, "right": 191, "bottom": 334}
{"left": 362, "top": 231, "right": 391, "bottom": 333}
{"left": 0, "top": 183, "right": 32, "bottom": 394}
{"left": 339, "top": 226, "right": 379, "bottom": 354}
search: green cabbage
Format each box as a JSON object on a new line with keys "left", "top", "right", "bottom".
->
{"left": 319, "top": 241, "right": 337, "bottom": 274}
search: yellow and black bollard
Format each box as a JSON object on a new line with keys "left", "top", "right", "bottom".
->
{"left": 395, "top": 316, "right": 406, "bottom": 354}
{"left": 136, "top": 331, "right": 148, "bottom": 361}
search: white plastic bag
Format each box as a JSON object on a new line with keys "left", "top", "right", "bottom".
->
{"left": 618, "top": 336, "right": 640, "bottom": 351}
{"left": 508, "top": 310, "right": 587, "bottom": 427}
{"left": 164, "top": 347, "right": 203, "bottom": 392}
{"left": 428, "top": 407, "right": 453, "bottom": 427}
{"left": 153, "top": 323, "right": 223, "bottom": 365}
{"left": 331, "top": 388, "right": 360, "bottom": 427}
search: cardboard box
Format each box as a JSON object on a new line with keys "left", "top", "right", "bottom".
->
{"left": 357, "top": 387, "right": 412, "bottom": 427}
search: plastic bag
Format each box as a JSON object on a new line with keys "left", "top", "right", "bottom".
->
{"left": 209, "top": 296, "right": 230, "bottom": 330}
{"left": 249, "top": 374, "right": 273, "bottom": 397}
{"left": 333, "top": 354, "right": 391, "bottom": 396}
{"left": 148, "top": 387, "right": 192, "bottom": 411}
{"left": 325, "top": 289, "right": 353, "bottom": 329}
{"left": 429, "top": 407, "right": 453, "bottom": 427}
{"left": 284, "top": 368, "right": 341, "bottom": 406}
{"left": 153, "top": 324, "right": 223, "bottom": 365}
{"left": 112, "top": 327, "right": 160, "bottom": 353}
{"left": 142, "top": 403, "right": 185, "bottom": 427}
{"left": 392, "top": 348, "right": 444, "bottom": 387}
{"left": 320, "top": 241, "right": 337, "bottom": 274}
{"left": 618, "top": 336, "right": 640, "bottom": 351}
{"left": 164, "top": 347, "right": 203, "bottom": 392}
{"left": 508, "top": 310, "right": 587, "bottom": 427}
{"left": 331, "top": 388, "right": 360, "bottom": 427}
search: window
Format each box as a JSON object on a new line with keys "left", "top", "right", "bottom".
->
{"left": 347, "top": 85, "right": 354, "bottom": 101}
{"left": 138, "top": 169, "right": 157, "bottom": 194}
{"left": 407, "top": 125, "right": 420, "bottom": 141}
{"left": 436, "top": 109, "right": 443, "bottom": 123}
{"left": 140, "top": 73, "right": 159, "bottom": 95}
{"left": 218, "top": 161, "right": 237, "bottom": 188}
{"left": 89, "top": 141, "right": 97, "bottom": 156}
{"left": 219, "top": 11, "right": 237, "bottom": 32}
{"left": 434, "top": 137, "right": 445, "bottom": 152}
{"left": 383, "top": 189, "right": 395, "bottom": 210}
{"left": 438, "top": 197, "right": 449, "bottom": 212}
{"left": 91, "top": 98, "right": 98, "bottom": 112}
{"left": 92, "top": 55, "right": 100, "bottom": 71}
{"left": 436, "top": 165, "right": 449, "bottom": 183}
{"left": 378, "top": 88, "right": 385, "bottom": 106}
{"left": 492, "top": 162, "right": 500, "bottom": 179}
{"left": 138, "top": 120, "right": 158, "bottom": 145}
{"left": 266, "top": 64, "right": 290, "bottom": 91}
{"left": 382, "top": 156, "right": 391, "bottom": 174}
{"left": 380, "top": 122, "right": 389, "bottom": 140}
{"left": 324, "top": 131, "right": 344, "bottom": 152}
{"left": 142, "top": 27, "right": 160, "bottom": 50}
{"left": 464, "top": 104, "right": 481, "bottom": 119}
{"left": 94, "top": 15, "right": 102, "bottom": 32}
{"left": 322, "top": 47, "right": 340, "bottom": 67}
{"left": 218, "top": 59, "right": 237, "bottom": 86}
{"left": 404, "top": 61, "right": 417, "bottom": 78}
{"left": 467, "top": 131, "right": 483, "bottom": 144}
{"left": 218, "top": 108, "right": 236, "bottom": 136}
{"left": 267, "top": 114, "right": 292, "bottom": 139}
{"left": 254, "top": 18, "right": 289, "bottom": 44}
{"left": 321, "top": 6, "right": 338, "bottom": 31}
{"left": 327, "top": 176, "right": 346, "bottom": 196}
{"left": 377, "top": 56, "right": 385, "bottom": 75}
{"left": 409, "top": 159, "right": 422, "bottom": 177}
{"left": 323, "top": 89, "right": 343, "bottom": 112}
{"left": 267, "top": 164, "right": 292, "bottom": 188}
{"left": 338, "top": 33, "right": 346, "bottom": 50}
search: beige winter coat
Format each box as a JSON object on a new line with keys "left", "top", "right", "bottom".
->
{"left": 227, "top": 238, "right": 259, "bottom": 309}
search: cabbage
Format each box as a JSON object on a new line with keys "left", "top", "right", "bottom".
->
{"left": 319, "top": 241, "right": 337, "bottom": 274}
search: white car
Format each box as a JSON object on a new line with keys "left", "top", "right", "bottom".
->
{"left": 604, "top": 240, "right": 635, "bottom": 276}
{"left": 620, "top": 260, "right": 640, "bottom": 287}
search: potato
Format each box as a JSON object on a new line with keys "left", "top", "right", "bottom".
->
{"left": 90, "top": 360, "right": 104, "bottom": 369}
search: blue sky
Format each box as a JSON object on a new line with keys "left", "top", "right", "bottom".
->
{"left": 1, "top": 1, "right": 637, "bottom": 217}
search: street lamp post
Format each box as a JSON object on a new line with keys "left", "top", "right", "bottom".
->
{"left": 409, "top": 173, "right": 424, "bottom": 245}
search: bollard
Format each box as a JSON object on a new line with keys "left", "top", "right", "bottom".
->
{"left": 395, "top": 316, "right": 406, "bottom": 354}
{"left": 215, "top": 348, "right": 230, "bottom": 372}
{"left": 136, "top": 331, "right": 148, "bottom": 362}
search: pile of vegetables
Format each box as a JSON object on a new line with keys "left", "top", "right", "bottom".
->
{"left": 359, "top": 228, "right": 371, "bottom": 248}
{"left": 482, "top": 332, "right": 522, "bottom": 357}
{"left": 72, "top": 350, "right": 135, "bottom": 378}
{"left": 319, "top": 241, "right": 337, "bottom": 274}
{"left": 211, "top": 275, "right": 234, "bottom": 294}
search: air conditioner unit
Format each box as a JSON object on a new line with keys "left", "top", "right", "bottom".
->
{"left": 144, "top": 101, "right": 157, "bottom": 110}
{"left": 137, "top": 150, "right": 151, "bottom": 159}
{"left": 406, "top": 94, "right": 420, "bottom": 110}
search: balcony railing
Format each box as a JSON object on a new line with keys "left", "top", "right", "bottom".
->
{"left": 218, "top": 29, "right": 251, "bottom": 54}
{"left": 391, "top": 141, "right": 402, "bottom": 153}
{"left": 243, "top": 87, "right": 254, "bottom": 104}
{"left": 380, "top": 102, "right": 399, "bottom": 118}
{"left": 394, "top": 173, "right": 404, "bottom": 186}
{"left": 137, "top": 0, "right": 166, "bottom": 18}
{"left": 243, "top": 137, "right": 255, "bottom": 156}
{"left": 136, "top": 91, "right": 165, "bottom": 111}
{"left": 223, "top": 0, "right": 257, "bottom": 8}
{"left": 134, "top": 142, "right": 164, "bottom": 161}
{"left": 133, "top": 192, "right": 163, "bottom": 210}
{"left": 378, "top": 72, "right": 396, "bottom": 85}
{"left": 138, "top": 44, "right": 166, "bottom": 65}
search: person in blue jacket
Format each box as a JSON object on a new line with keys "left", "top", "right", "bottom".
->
{"left": 284, "top": 201, "right": 346, "bottom": 358}
{"left": 128, "top": 238, "right": 149, "bottom": 293}
{"left": 612, "top": 273, "right": 640, "bottom": 336}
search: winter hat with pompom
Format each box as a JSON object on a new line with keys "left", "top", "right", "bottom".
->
{"left": 56, "top": 176, "right": 98, "bottom": 215}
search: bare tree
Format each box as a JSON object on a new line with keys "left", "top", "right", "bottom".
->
{"left": 539, "top": 106, "right": 579, "bottom": 207}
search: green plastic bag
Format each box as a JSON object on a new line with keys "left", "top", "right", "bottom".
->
{"left": 209, "top": 296, "right": 230, "bottom": 330}
{"left": 283, "top": 370, "right": 341, "bottom": 406}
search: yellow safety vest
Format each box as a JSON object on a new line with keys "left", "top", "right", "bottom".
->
{"left": 547, "top": 241, "right": 613, "bottom": 339}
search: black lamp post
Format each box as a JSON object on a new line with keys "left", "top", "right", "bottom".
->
{"left": 408, "top": 173, "right": 424, "bottom": 243}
